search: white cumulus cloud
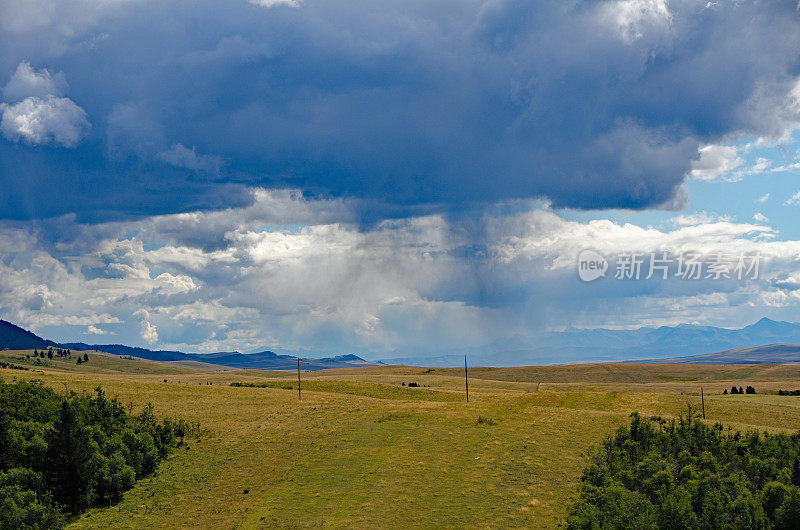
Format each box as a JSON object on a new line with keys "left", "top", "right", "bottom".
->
{"left": 87, "top": 324, "right": 110, "bottom": 335}
{"left": 689, "top": 145, "right": 743, "bottom": 181}
{"left": 0, "top": 95, "right": 90, "bottom": 147}
{"left": 134, "top": 309, "right": 159, "bottom": 344}
{"left": 2, "top": 61, "right": 66, "bottom": 102}
{"left": 140, "top": 321, "right": 158, "bottom": 344}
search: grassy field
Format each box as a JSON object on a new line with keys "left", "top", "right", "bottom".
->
{"left": 1, "top": 349, "right": 799, "bottom": 528}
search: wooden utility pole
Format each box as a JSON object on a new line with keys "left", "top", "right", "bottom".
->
{"left": 701, "top": 386, "right": 705, "bottom": 419}
{"left": 297, "top": 357, "right": 301, "bottom": 400}
{"left": 465, "top": 355, "right": 469, "bottom": 403}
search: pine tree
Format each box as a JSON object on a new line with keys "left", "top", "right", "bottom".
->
{"left": 793, "top": 457, "right": 800, "bottom": 487}
{"left": 0, "top": 410, "right": 11, "bottom": 470}
{"left": 45, "top": 401, "right": 98, "bottom": 513}
{"left": 83, "top": 353, "right": 89, "bottom": 362}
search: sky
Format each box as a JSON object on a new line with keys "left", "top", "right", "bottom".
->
{"left": 2, "top": 0, "right": 800, "bottom": 361}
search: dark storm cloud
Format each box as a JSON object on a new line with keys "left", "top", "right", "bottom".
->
{"left": 1, "top": 0, "right": 799, "bottom": 221}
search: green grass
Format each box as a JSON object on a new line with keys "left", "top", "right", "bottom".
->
{"left": 434, "top": 363, "right": 800, "bottom": 384}
{"left": 1, "top": 358, "right": 798, "bottom": 528}
{"left": 230, "top": 379, "right": 463, "bottom": 401}
{"left": 0, "top": 350, "right": 197, "bottom": 375}
{"left": 656, "top": 375, "right": 699, "bottom": 381}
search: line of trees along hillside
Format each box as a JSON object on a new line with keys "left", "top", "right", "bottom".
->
{"left": 0, "top": 380, "right": 193, "bottom": 528}
{"left": 567, "top": 413, "right": 800, "bottom": 529}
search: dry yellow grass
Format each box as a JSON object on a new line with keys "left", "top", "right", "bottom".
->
{"left": 2, "top": 350, "right": 799, "bottom": 528}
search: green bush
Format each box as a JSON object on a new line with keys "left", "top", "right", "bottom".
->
{"left": 0, "top": 380, "right": 192, "bottom": 526}
{"left": 567, "top": 413, "right": 800, "bottom": 529}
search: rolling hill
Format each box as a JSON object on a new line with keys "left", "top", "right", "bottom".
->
{"left": 5, "top": 352, "right": 800, "bottom": 528}
{"left": 640, "top": 343, "right": 800, "bottom": 364}
{"left": 0, "top": 319, "right": 379, "bottom": 370}
{"left": 0, "top": 319, "right": 56, "bottom": 350}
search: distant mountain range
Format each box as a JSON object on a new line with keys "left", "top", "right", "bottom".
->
{"left": 0, "top": 319, "right": 380, "bottom": 371}
{"left": 4, "top": 317, "right": 800, "bottom": 368}
{"left": 534, "top": 317, "right": 800, "bottom": 363}
{"left": 380, "top": 317, "right": 800, "bottom": 366}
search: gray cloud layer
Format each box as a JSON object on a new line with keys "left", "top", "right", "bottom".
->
{"left": 1, "top": 0, "right": 800, "bottom": 220}
{"left": 1, "top": 190, "right": 799, "bottom": 358}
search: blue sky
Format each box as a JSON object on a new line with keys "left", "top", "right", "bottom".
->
{"left": 2, "top": 0, "right": 800, "bottom": 361}
{"left": 563, "top": 132, "right": 800, "bottom": 234}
